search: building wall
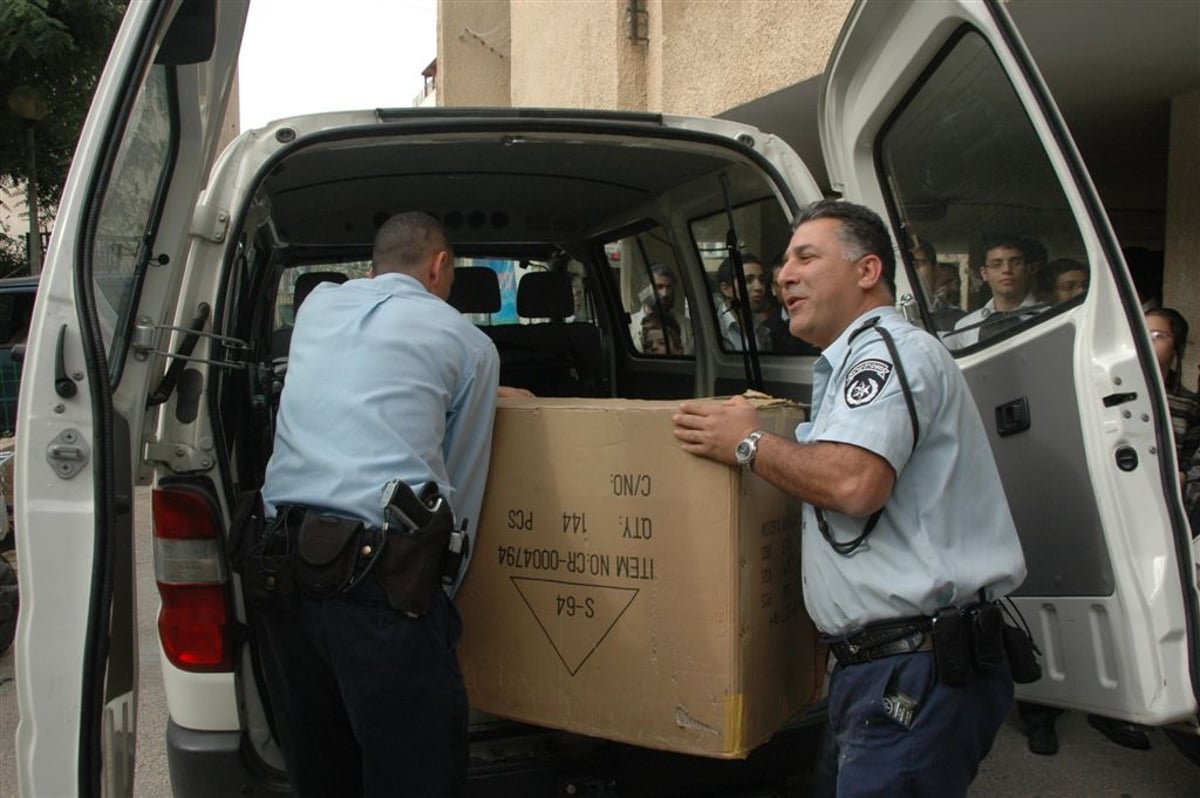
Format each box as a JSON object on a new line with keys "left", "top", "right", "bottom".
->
{"left": 651, "top": 0, "right": 847, "bottom": 116}
{"left": 440, "top": 0, "right": 511, "bottom": 106}
{"left": 446, "top": 0, "right": 848, "bottom": 114}
{"left": 510, "top": 0, "right": 643, "bottom": 109}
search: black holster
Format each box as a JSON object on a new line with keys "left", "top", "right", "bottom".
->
{"left": 375, "top": 481, "right": 465, "bottom": 618}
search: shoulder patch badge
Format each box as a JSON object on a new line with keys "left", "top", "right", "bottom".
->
{"left": 844, "top": 358, "right": 893, "bottom": 407}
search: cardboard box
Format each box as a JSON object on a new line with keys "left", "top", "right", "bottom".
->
{"left": 456, "top": 397, "right": 815, "bottom": 758}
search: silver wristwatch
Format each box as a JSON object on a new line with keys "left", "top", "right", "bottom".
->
{"left": 735, "top": 430, "right": 767, "bottom": 470}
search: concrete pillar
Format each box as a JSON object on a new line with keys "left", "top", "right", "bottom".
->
{"left": 1161, "top": 91, "right": 1200, "bottom": 389}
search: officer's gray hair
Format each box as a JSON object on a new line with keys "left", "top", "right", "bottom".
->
{"left": 793, "top": 199, "right": 896, "bottom": 295}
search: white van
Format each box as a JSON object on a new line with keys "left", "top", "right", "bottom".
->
{"left": 13, "top": 0, "right": 1200, "bottom": 795}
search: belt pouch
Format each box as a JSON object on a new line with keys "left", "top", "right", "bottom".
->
{"left": 1002, "top": 623, "right": 1042, "bottom": 684}
{"left": 235, "top": 499, "right": 299, "bottom": 615}
{"left": 295, "top": 513, "right": 365, "bottom": 599}
{"left": 376, "top": 507, "right": 453, "bottom": 618}
{"left": 969, "top": 603, "right": 1005, "bottom": 671}
{"left": 932, "top": 608, "right": 971, "bottom": 686}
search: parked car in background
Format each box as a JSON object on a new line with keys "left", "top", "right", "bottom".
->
{"left": 0, "top": 276, "right": 33, "bottom": 656}
{"left": 0, "top": 277, "right": 37, "bottom": 437}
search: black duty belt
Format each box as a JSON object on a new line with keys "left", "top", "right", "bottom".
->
{"left": 826, "top": 617, "right": 934, "bottom": 666}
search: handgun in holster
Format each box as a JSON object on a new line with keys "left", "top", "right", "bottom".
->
{"left": 377, "top": 479, "right": 470, "bottom": 617}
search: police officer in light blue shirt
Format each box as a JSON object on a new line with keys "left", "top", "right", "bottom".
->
{"left": 673, "top": 200, "right": 1026, "bottom": 798}
{"left": 259, "top": 211, "right": 500, "bottom": 797}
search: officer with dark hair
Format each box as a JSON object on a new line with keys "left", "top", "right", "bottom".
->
{"left": 673, "top": 199, "right": 1026, "bottom": 797}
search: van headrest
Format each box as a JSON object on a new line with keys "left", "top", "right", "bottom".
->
{"left": 449, "top": 267, "right": 501, "bottom": 314}
{"left": 294, "top": 271, "right": 349, "bottom": 310}
{"left": 517, "top": 271, "right": 574, "bottom": 320}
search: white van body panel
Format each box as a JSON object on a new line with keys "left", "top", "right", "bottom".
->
{"left": 159, "top": 654, "right": 240, "bottom": 731}
{"left": 821, "top": 0, "right": 1197, "bottom": 724}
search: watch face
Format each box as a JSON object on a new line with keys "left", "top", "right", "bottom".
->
{"left": 736, "top": 440, "right": 752, "bottom": 463}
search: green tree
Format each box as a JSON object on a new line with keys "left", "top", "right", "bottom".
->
{"left": 0, "top": 0, "right": 127, "bottom": 275}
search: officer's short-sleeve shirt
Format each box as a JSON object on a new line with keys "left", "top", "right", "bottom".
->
{"left": 798, "top": 307, "right": 1026, "bottom": 636}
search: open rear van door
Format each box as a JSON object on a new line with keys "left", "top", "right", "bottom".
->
{"left": 14, "top": 1, "right": 247, "bottom": 795}
{"left": 820, "top": 0, "right": 1198, "bottom": 726}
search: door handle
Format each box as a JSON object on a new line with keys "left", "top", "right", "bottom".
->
{"left": 54, "top": 324, "right": 77, "bottom": 399}
{"left": 995, "top": 397, "right": 1030, "bottom": 437}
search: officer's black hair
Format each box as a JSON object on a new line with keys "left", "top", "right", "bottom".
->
{"left": 792, "top": 199, "right": 896, "bottom": 295}
{"left": 372, "top": 211, "right": 451, "bottom": 274}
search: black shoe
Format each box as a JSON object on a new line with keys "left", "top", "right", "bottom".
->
{"left": 1027, "top": 724, "right": 1059, "bottom": 756}
{"left": 1087, "top": 714, "right": 1151, "bottom": 750}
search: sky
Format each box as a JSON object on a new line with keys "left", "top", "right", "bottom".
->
{"left": 237, "top": 0, "right": 438, "bottom": 132}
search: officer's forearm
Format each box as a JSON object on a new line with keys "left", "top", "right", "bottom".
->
{"left": 751, "top": 433, "right": 895, "bottom": 517}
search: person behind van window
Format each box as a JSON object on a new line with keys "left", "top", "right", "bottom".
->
{"left": 909, "top": 236, "right": 965, "bottom": 332}
{"left": 673, "top": 199, "right": 1026, "bottom": 797}
{"left": 1147, "top": 307, "right": 1200, "bottom": 479}
{"left": 640, "top": 312, "right": 683, "bottom": 355}
{"left": 943, "top": 234, "right": 1043, "bottom": 348}
{"left": 629, "top": 263, "right": 692, "bottom": 354}
{"left": 716, "top": 253, "right": 772, "bottom": 351}
{"left": 1036, "top": 258, "right": 1089, "bottom": 305}
{"left": 934, "top": 262, "right": 963, "bottom": 309}
{"left": 258, "top": 211, "right": 500, "bottom": 796}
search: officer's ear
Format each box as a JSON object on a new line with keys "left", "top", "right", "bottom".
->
{"left": 427, "top": 249, "right": 455, "bottom": 301}
{"left": 857, "top": 252, "right": 885, "bottom": 290}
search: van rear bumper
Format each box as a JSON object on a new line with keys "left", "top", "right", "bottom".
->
{"left": 166, "top": 719, "right": 291, "bottom": 797}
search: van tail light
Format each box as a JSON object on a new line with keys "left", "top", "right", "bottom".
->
{"left": 153, "top": 485, "right": 234, "bottom": 672}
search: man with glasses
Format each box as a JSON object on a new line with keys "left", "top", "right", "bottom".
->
{"left": 943, "top": 235, "right": 1044, "bottom": 349}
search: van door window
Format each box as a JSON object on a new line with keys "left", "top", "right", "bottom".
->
{"left": 605, "top": 227, "right": 693, "bottom": 358}
{"left": 690, "top": 200, "right": 815, "bottom": 355}
{"left": 90, "top": 65, "right": 175, "bottom": 379}
{"left": 877, "top": 30, "right": 1088, "bottom": 352}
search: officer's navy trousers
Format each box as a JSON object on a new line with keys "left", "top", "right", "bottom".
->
{"left": 256, "top": 578, "right": 469, "bottom": 797}
{"left": 812, "top": 651, "right": 1013, "bottom": 798}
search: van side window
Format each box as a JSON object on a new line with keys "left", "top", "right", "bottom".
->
{"left": 90, "top": 66, "right": 174, "bottom": 371}
{"left": 605, "top": 227, "right": 693, "bottom": 358}
{"left": 877, "top": 30, "right": 1088, "bottom": 352}
{"left": 690, "top": 200, "right": 815, "bottom": 355}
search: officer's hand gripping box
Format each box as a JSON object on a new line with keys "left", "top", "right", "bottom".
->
{"left": 456, "top": 396, "right": 815, "bottom": 758}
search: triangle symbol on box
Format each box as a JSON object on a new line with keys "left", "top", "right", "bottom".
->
{"left": 511, "top": 577, "right": 639, "bottom": 676}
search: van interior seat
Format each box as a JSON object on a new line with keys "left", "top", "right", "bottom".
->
{"left": 448, "top": 266, "right": 502, "bottom": 315}
{"left": 485, "top": 271, "right": 604, "bottom": 397}
{"left": 271, "top": 270, "right": 349, "bottom": 359}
